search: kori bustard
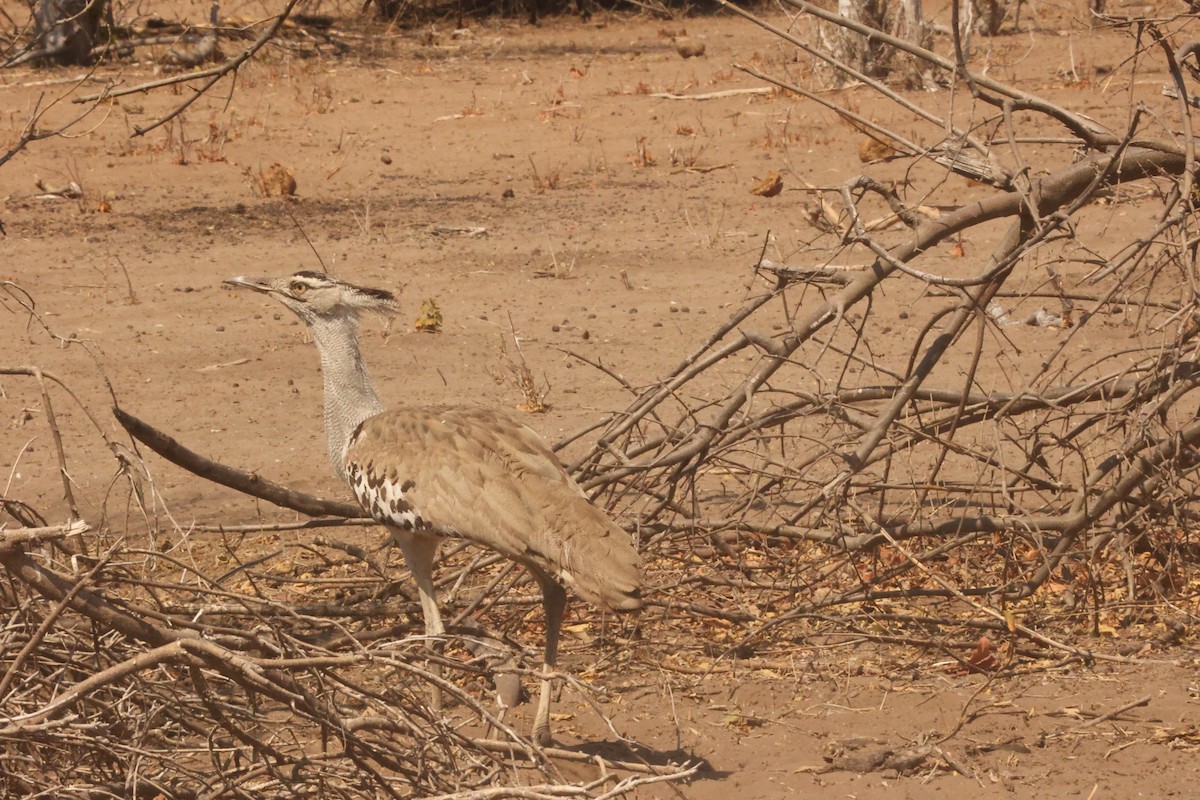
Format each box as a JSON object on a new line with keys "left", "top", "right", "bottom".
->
{"left": 225, "top": 271, "right": 643, "bottom": 745}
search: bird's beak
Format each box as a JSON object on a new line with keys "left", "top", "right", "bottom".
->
{"left": 224, "top": 276, "right": 272, "bottom": 294}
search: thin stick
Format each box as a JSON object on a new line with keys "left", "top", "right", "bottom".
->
{"left": 1074, "top": 694, "right": 1152, "bottom": 730}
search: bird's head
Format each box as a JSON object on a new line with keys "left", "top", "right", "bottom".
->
{"left": 224, "top": 271, "right": 398, "bottom": 324}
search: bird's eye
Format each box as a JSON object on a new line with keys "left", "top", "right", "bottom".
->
{"left": 291, "top": 282, "right": 307, "bottom": 295}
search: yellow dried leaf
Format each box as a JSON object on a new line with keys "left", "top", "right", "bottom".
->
{"left": 414, "top": 298, "right": 443, "bottom": 333}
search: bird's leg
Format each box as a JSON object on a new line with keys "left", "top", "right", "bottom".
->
{"left": 463, "top": 625, "right": 523, "bottom": 740}
{"left": 532, "top": 577, "right": 567, "bottom": 747}
{"left": 392, "top": 530, "right": 446, "bottom": 713}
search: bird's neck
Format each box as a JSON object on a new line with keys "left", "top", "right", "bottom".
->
{"left": 308, "top": 315, "right": 385, "bottom": 476}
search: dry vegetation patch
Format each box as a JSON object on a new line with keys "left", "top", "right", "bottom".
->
{"left": 4, "top": 0, "right": 1200, "bottom": 797}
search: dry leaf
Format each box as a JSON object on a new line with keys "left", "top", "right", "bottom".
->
{"left": 414, "top": 298, "right": 443, "bottom": 333}
{"left": 673, "top": 36, "right": 706, "bottom": 59}
{"left": 750, "top": 171, "right": 784, "bottom": 197}
{"left": 858, "top": 136, "right": 896, "bottom": 163}
{"left": 965, "top": 636, "right": 998, "bottom": 673}
{"left": 256, "top": 163, "right": 297, "bottom": 198}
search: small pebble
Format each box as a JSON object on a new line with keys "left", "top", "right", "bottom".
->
{"left": 381, "top": 154, "right": 393, "bottom": 165}
{"left": 216, "top": 325, "right": 225, "bottom": 332}
{"left": 552, "top": 325, "right": 560, "bottom": 332}
{"left": 582, "top": 330, "right": 590, "bottom": 340}
{"left": 629, "top": 308, "right": 638, "bottom": 314}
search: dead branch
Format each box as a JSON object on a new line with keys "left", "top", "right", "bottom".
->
{"left": 546, "top": 4, "right": 1200, "bottom": 676}
{"left": 109, "top": 0, "right": 302, "bottom": 137}
{"left": 113, "top": 405, "right": 364, "bottom": 519}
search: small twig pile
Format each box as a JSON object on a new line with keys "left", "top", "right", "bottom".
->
{"left": 0, "top": 513, "right": 692, "bottom": 796}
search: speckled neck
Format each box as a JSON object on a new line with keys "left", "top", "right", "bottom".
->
{"left": 307, "top": 314, "right": 384, "bottom": 476}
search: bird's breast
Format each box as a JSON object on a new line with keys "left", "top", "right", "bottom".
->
{"left": 346, "top": 461, "right": 426, "bottom": 531}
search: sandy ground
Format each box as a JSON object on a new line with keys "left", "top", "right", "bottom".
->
{"left": 4, "top": 2, "right": 1200, "bottom": 796}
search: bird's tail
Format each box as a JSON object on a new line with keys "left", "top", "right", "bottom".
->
{"left": 542, "top": 500, "right": 643, "bottom": 613}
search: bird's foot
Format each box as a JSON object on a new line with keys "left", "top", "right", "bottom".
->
{"left": 533, "top": 724, "right": 553, "bottom": 748}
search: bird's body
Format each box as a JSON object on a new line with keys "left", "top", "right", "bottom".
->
{"left": 345, "top": 407, "right": 641, "bottom": 610}
{"left": 225, "top": 271, "right": 642, "bottom": 745}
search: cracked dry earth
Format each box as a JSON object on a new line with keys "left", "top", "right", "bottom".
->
{"left": 4, "top": 2, "right": 1200, "bottom": 797}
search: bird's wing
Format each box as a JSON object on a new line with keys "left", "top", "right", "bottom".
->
{"left": 344, "top": 407, "right": 641, "bottom": 611}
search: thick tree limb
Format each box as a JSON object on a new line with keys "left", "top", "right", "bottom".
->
{"left": 113, "top": 405, "right": 364, "bottom": 519}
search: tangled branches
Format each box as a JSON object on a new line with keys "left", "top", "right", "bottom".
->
{"left": 0, "top": 515, "right": 691, "bottom": 797}
{"left": 562, "top": 1, "right": 1200, "bottom": 653}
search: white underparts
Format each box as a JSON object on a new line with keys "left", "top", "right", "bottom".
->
{"left": 347, "top": 462, "right": 423, "bottom": 530}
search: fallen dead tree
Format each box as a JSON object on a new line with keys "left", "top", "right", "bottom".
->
{"left": 556, "top": 2, "right": 1200, "bottom": 655}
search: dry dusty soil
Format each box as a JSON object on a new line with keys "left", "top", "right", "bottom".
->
{"left": 4, "top": 1, "right": 1200, "bottom": 797}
